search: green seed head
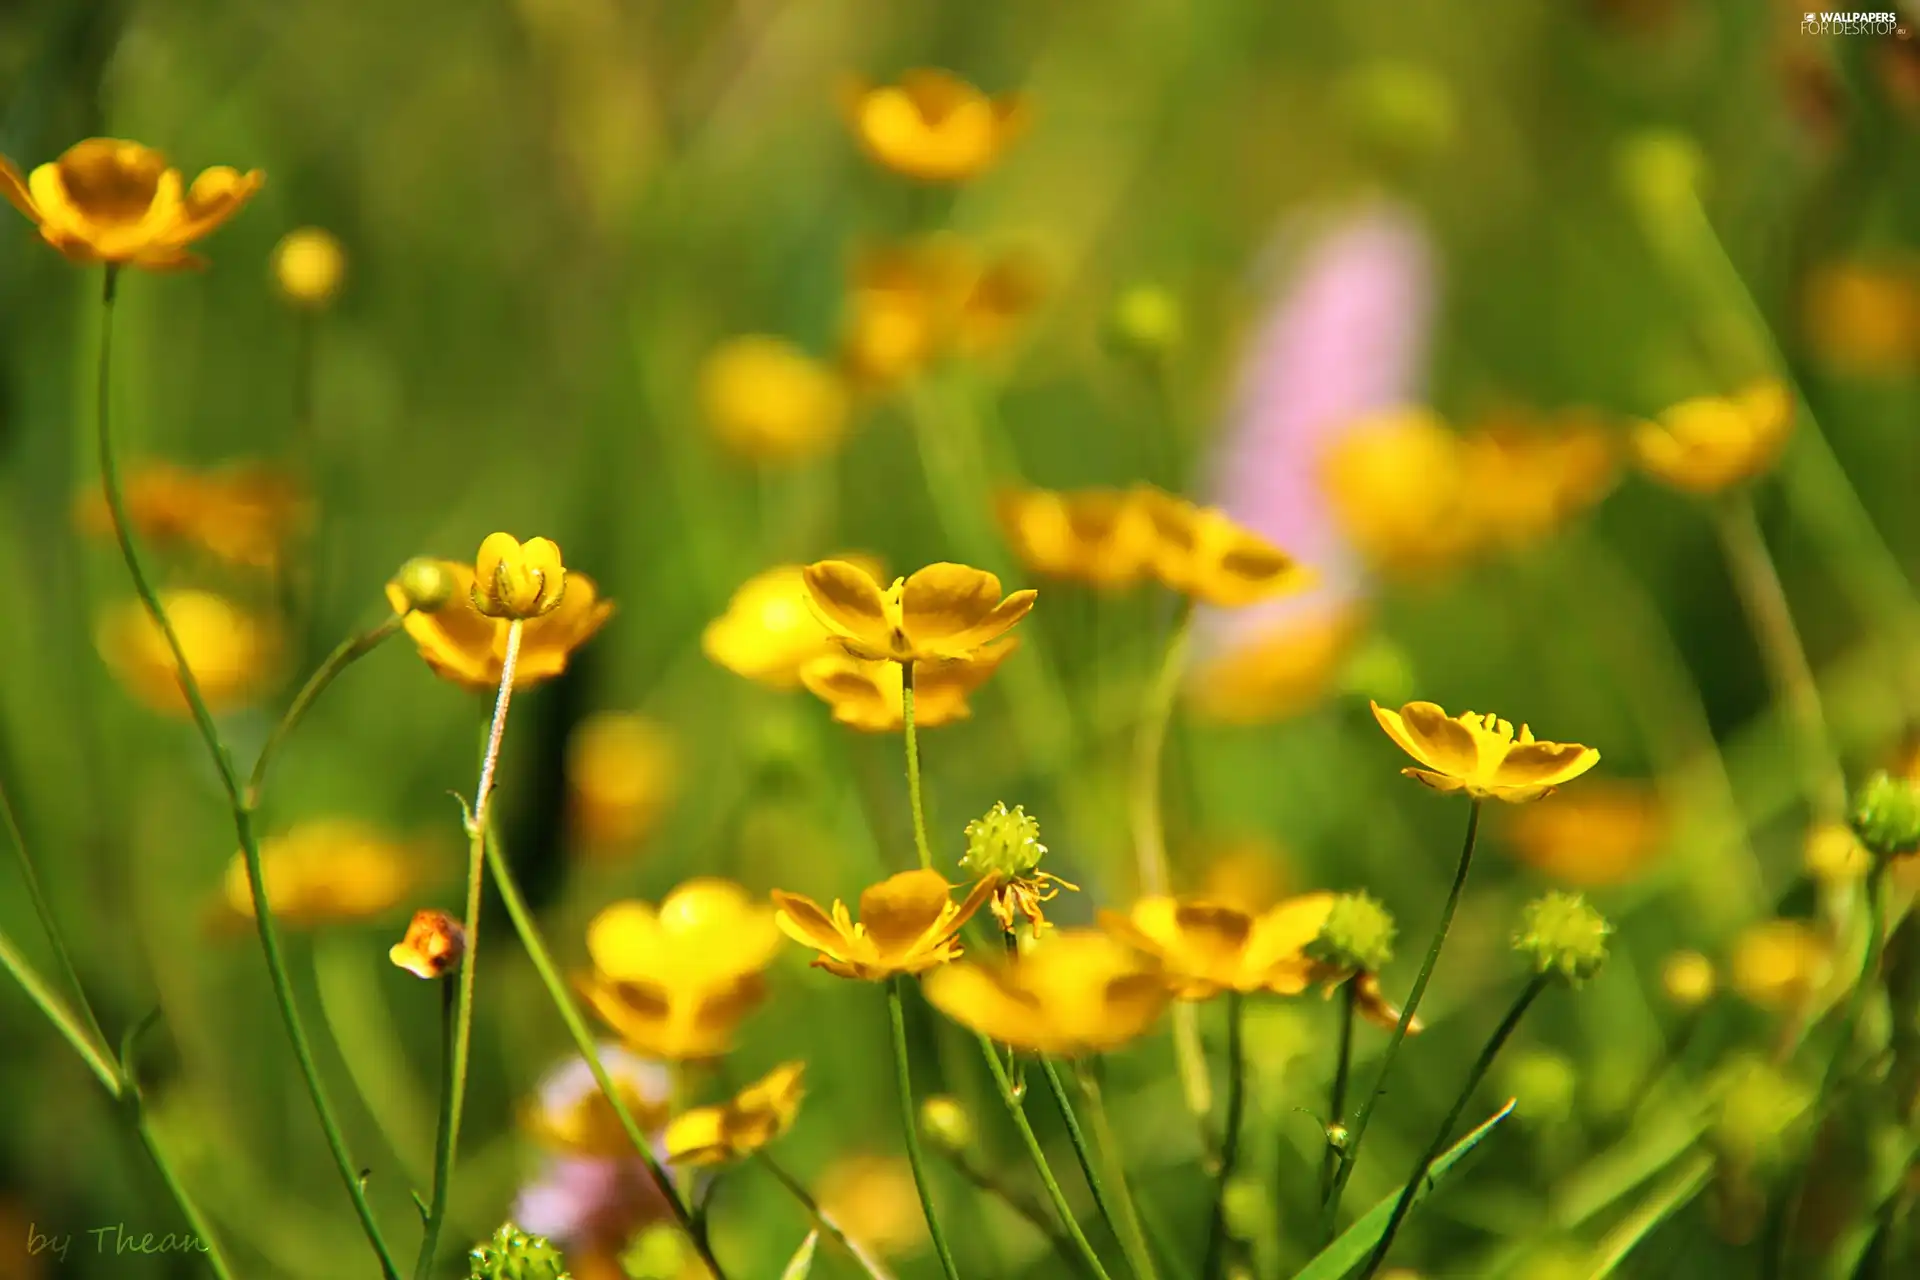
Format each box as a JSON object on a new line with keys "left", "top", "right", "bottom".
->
{"left": 1306, "top": 891, "right": 1397, "bottom": 974}
{"left": 1850, "top": 770, "right": 1920, "bottom": 859}
{"left": 961, "top": 802, "right": 1047, "bottom": 881}
{"left": 1514, "top": 892, "right": 1611, "bottom": 984}
{"left": 469, "top": 1224, "right": 570, "bottom": 1280}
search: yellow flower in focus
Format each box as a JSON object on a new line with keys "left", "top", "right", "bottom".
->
{"left": 1372, "top": 701, "right": 1600, "bottom": 803}
{"left": 1458, "top": 412, "right": 1619, "bottom": 550}
{"left": 844, "top": 69, "right": 1026, "bottom": 183}
{"left": 799, "top": 642, "right": 1018, "bottom": 733}
{"left": 1501, "top": 780, "right": 1666, "bottom": 885}
{"left": 994, "top": 488, "right": 1154, "bottom": 589}
{"left": 271, "top": 227, "right": 346, "bottom": 308}
{"left": 699, "top": 336, "right": 849, "bottom": 463}
{"left": 524, "top": 1047, "right": 671, "bottom": 1158}
{"left": 1804, "top": 821, "right": 1871, "bottom": 886}
{"left": 772, "top": 869, "right": 994, "bottom": 981}
{"left": 816, "top": 1155, "right": 927, "bottom": 1258}
{"left": 579, "top": 879, "right": 781, "bottom": 1061}
{"left": 801, "top": 559, "right": 1036, "bottom": 664}
{"left": 1730, "top": 919, "right": 1831, "bottom": 1011}
{"left": 219, "top": 820, "right": 420, "bottom": 928}
{"left": 75, "top": 461, "right": 309, "bottom": 571}
{"left": 701, "top": 557, "right": 883, "bottom": 688}
{"left": 388, "top": 908, "right": 467, "bottom": 980}
{"left": 1631, "top": 381, "right": 1794, "bottom": 494}
{"left": 385, "top": 560, "right": 612, "bottom": 691}
{"left": 1099, "top": 894, "right": 1336, "bottom": 999}
{"left": 97, "top": 590, "right": 280, "bottom": 717}
{"left": 664, "top": 1061, "right": 806, "bottom": 1166}
{"left": 0, "top": 138, "right": 262, "bottom": 268}
{"left": 1802, "top": 260, "right": 1920, "bottom": 375}
{"left": 473, "top": 532, "right": 566, "bottom": 620}
{"left": 1186, "top": 606, "right": 1366, "bottom": 725}
{"left": 566, "top": 712, "right": 677, "bottom": 853}
{"left": 1323, "top": 408, "right": 1479, "bottom": 577}
{"left": 924, "top": 930, "right": 1169, "bottom": 1055}
{"left": 1133, "top": 486, "right": 1308, "bottom": 606}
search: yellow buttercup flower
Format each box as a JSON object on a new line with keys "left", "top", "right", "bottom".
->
{"left": 1372, "top": 700, "right": 1600, "bottom": 803}
{"left": 388, "top": 908, "right": 467, "bottom": 979}
{"left": 838, "top": 237, "right": 1044, "bottom": 387}
{"left": 1802, "top": 260, "right": 1920, "bottom": 376}
{"left": 1186, "top": 605, "right": 1367, "bottom": 725}
{"left": 702, "top": 556, "right": 884, "bottom": 688}
{"left": 218, "top": 819, "right": 421, "bottom": 929}
{"left": 524, "top": 1047, "right": 671, "bottom": 1158}
{"left": 924, "top": 930, "right": 1169, "bottom": 1055}
{"left": 844, "top": 69, "right": 1026, "bottom": 182}
{"left": 271, "top": 227, "right": 346, "bottom": 308}
{"left": 578, "top": 879, "right": 781, "bottom": 1061}
{"left": 385, "top": 560, "right": 611, "bottom": 691}
{"left": 1099, "top": 893, "right": 1337, "bottom": 999}
{"left": 1323, "top": 408, "right": 1479, "bottom": 577}
{"left": 952, "top": 247, "right": 1048, "bottom": 358}
{"left": 772, "top": 869, "right": 994, "bottom": 981}
{"left": 1500, "top": 780, "right": 1666, "bottom": 885}
{"left": 1730, "top": 919, "right": 1831, "bottom": 1012}
{"left": 664, "top": 1061, "right": 806, "bottom": 1166}
{"left": 566, "top": 712, "right": 677, "bottom": 854}
{"left": 995, "top": 488, "right": 1154, "bottom": 589}
{"left": 1, "top": 138, "right": 261, "bottom": 268}
{"left": 799, "top": 642, "right": 1018, "bottom": 733}
{"left": 816, "top": 1155, "right": 927, "bottom": 1258}
{"left": 1133, "top": 486, "right": 1307, "bottom": 606}
{"left": 1458, "top": 412, "right": 1619, "bottom": 550}
{"left": 1804, "top": 821, "right": 1871, "bottom": 886}
{"left": 801, "top": 559, "right": 1036, "bottom": 664}
{"left": 699, "top": 335, "right": 849, "bottom": 463}
{"left": 96, "top": 590, "right": 280, "bottom": 717}
{"left": 1631, "top": 380, "right": 1794, "bottom": 494}
{"left": 75, "top": 460, "right": 308, "bottom": 571}
{"left": 472, "top": 532, "right": 566, "bottom": 620}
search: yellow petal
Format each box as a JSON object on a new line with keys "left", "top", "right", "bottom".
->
{"left": 159, "top": 165, "right": 264, "bottom": 248}
{"left": 0, "top": 155, "right": 37, "bottom": 221}
{"left": 803, "top": 560, "right": 895, "bottom": 655}
{"left": 899, "top": 563, "right": 1008, "bottom": 645}
{"left": 858, "top": 870, "right": 957, "bottom": 957}
{"left": 772, "top": 891, "right": 853, "bottom": 959}
{"left": 923, "top": 963, "right": 1053, "bottom": 1051}
{"left": 1397, "top": 702, "right": 1486, "bottom": 781}
{"left": 1498, "top": 741, "right": 1601, "bottom": 790}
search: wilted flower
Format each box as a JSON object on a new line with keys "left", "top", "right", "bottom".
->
{"left": 1513, "top": 892, "right": 1612, "bottom": 983}
{"left": 97, "top": 590, "right": 281, "bottom": 717}
{"left": 1, "top": 138, "right": 261, "bottom": 268}
{"left": 699, "top": 336, "right": 849, "bottom": 463}
{"left": 799, "top": 642, "right": 1018, "bottom": 732}
{"left": 1133, "top": 487, "right": 1309, "bottom": 606}
{"left": 218, "top": 819, "right": 421, "bottom": 929}
{"left": 801, "top": 559, "right": 1035, "bottom": 664}
{"left": 388, "top": 908, "right": 466, "bottom": 979}
{"left": 566, "top": 712, "right": 677, "bottom": 853}
{"left": 843, "top": 70, "right": 1026, "bottom": 182}
{"left": 1100, "top": 893, "right": 1335, "bottom": 999}
{"left": 1660, "top": 950, "right": 1716, "bottom": 1008}
{"left": 995, "top": 488, "right": 1154, "bottom": 590}
{"left": 924, "top": 930, "right": 1169, "bottom": 1054}
{"left": 772, "top": 869, "right": 993, "bottom": 981}
{"left": 473, "top": 533, "right": 567, "bottom": 620}
{"left": 1631, "top": 381, "right": 1794, "bottom": 494}
{"left": 1501, "top": 781, "right": 1666, "bottom": 885}
{"left": 664, "top": 1061, "right": 806, "bottom": 1166}
{"left": 271, "top": 227, "right": 346, "bottom": 308}
{"left": 386, "top": 560, "right": 612, "bottom": 691}
{"left": 1372, "top": 700, "right": 1600, "bottom": 803}
{"left": 75, "top": 461, "right": 308, "bottom": 571}
{"left": 959, "top": 801, "right": 1078, "bottom": 934}
{"left": 1730, "top": 919, "right": 1831, "bottom": 1011}
{"left": 1323, "top": 409, "right": 1478, "bottom": 577}
{"left": 524, "top": 1046, "right": 671, "bottom": 1158}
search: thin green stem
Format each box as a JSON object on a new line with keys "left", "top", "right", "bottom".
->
{"left": 1131, "top": 601, "right": 1193, "bottom": 896}
{"left": 1202, "top": 991, "right": 1247, "bottom": 1279}
{"left": 93, "top": 267, "right": 400, "bottom": 1280}
{"left": 0, "top": 928, "right": 121, "bottom": 1094}
{"left": 902, "top": 662, "right": 935, "bottom": 870}
{"left": 246, "top": 612, "right": 407, "bottom": 807}
{"left": 411, "top": 982, "right": 457, "bottom": 1280}
{"left": 129, "top": 1111, "right": 238, "bottom": 1279}
{"left": 759, "top": 1153, "right": 897, "bottom": 1279}
{"left": 481, "top": 825, "right": 724, "bottom": 1277}
{"left": 1318, "top": 978, "right": 1360, "bottom": 1223}
{"left": 1360, "top": 974, "right": 1549, "bottom": 1279}
{"left": 935, "top": 1142, "right": 1089, "bottom": 1275}
{"left": 1323, "top": 798, "right": 1484, "bottom": 1236}
{"left": 0, "top": 774, "right": 112, "bottom": 1066}
{"left": 1041, "top": 1058, "right": 1155, "bottom": 1280}
{"left": 888, "top": 979, "right": 963, "bottom": 1280}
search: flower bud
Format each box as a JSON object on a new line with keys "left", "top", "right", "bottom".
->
{"left": 960, "top": 802, "right": 1047, "bottom": 882}
{"left": 271, "top": 227, "right": 346, "bottom": 309}
{"left": 1659, "top": 950, "right": 1716, "bottom": 1008}
{"left": 472, "top": 533, "right": 566, "bottom": 620}
{"left": 389, "top": 908, "right": 467, "bottom": 980}
{"left": 1306, "top": 891, "right": 1397, "bottom": 975}
{"left": 392, "top": 557, "right": 458, "bottom": 613}
{"left": 918, "top": 1095, "right": 973, "bottom": 1151}
{"left": 1513, "top": 891, "right": 1611, "bottom": 984}
{"left": 1105, "top": 285, "right": 1184, "bottom": 360}
{"left": 468, "top": 1223, "right": 568, "bottom": 1280}
{"left": 1851, "top": 770, "right": 1920, "bottom": 858}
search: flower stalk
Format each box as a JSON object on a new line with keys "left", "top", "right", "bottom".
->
{"left": 888, "top": 977, "right": 964, "bottom": 1280}
{"left": 902, "top": 661, "right": 935, "bottom": 871}
{"left": 1318, "top": 978, "right": 1360, "bottom": 1224}
{"left": 246, "top": 611, "right": 408, "bottom": 806}
{"left": 1201, "top": 991, "right": 1247, "bottom": 1279}
{"left": 1041, "top": 1058, "right": 1157, "bottom": 1280}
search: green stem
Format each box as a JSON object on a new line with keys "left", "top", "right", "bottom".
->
{"left": 0, "top": 773, "right": 112, "bottom": 1068}
{"left": 411, "top": 982, "right": 457, "bottom": 1279}
{"left": 1359, "top": 974, "right": 1549, "bottom": 1279}
{"left": 936, "top": 1143, "right": 1088, "bottom": 1275}
{"left": 0, "top": 927, "right": 121, "bottom": 1095}
{"left": 1074, "top": 1062, "right": 1180, "bottom": 1280}
{"left": 1131, "top": 601, "right": 1193, "bottom": 896}
{"left": 1318, "top": 978, "right": 1360, "bottom": 1224}
{"left": 128, "top": 1116, "right": 237, "bottom": 1279}
{"left": 93, "top": 266, "right": 400, "bottom": 1280}
{"left": 481, "top": 825, "right": 724, "bottom": 1277}
{"left": 902, "top": 661, "right": 935, "bottom": 871}
{"left": 1041, "top": 1058, "right": 1156, "bottom": 1280}
{"left": 759, "top": 1153, "right": 897, "bottom": 1279}
{"left": 1323, "top": 798, "right": 1484, "bottom": 1236}
{"left": 888, "top": 978, "right": 963, "bottom": 1280}
{"left": 246, "top": 612, "right": 407, "bottom": 807}
{"left": 1202, "top": 991, "right": 1247, "bottom": 1279}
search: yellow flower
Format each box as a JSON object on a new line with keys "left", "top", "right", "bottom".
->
{"left": 1500, "top": 780, "right": 1666, "bottom": 885}
{"left": 1099, "top": 894, "right": 1337, "bottom": 999}
{"left": 1133, "top": 486, "right": 1307, "bottom": 606}
{"left": 1661, "top": 950, "right": 1716, "bottom": 1009}
{"left": 844, "top": 69, "right": 1026, "bottom": 182}
{"left": 96, "top": 590, "right": 280, "bottom": 717}
{"left": 218, "top": 819, "right": 421, "bottom": 928}
{"left": 75, "top": 461, "right": 309, "bottom": 571}
{"left": 1804, "top": 821, "right": 1872, "bottom": 886}
{"left": 699, "top": 335, "right": 849, "bottom": 463}
{"left": 1458, "top": 412, "right": 1619, "bottom": 550}
{"left": 271, "top": 227, "right": 346, "bottom": 308}
{"left": 924, "top": 930, "right": 1169, "bottom": 1055}
{"left": 388, "top": 908, "right": 467, "bottom": 979}
{"left": 1802, "top": 259, "right": 1920, "bottom": 375}
{"left": 952, "top": 247, "right": 1048, "bottom": 358}
{"left": 1730, "top": 919, "right": 1831, "bottom": 1012}
{"left": 799, "top": 642, "right": 1018, "bottom": 733}
{"left": 801, "top": 559, "right": 1036, "bottom": 664}
{"left": 524, "top": 1047, "right": 671, "bottom": 1158}
{"left": 385, "top": 560, "right": 612, "bottom": 691}
{"left": 1, "top": 138, "right": 261, "bottom": 268}
{"left": 578, "top": 879, "right": 781, "bottom": 1061}
{"left": 772, "top": 869, "right": 994, "bottom": 981}
{"left": 1631, "top": 380, "right": 1794, "bottom": 494}
{"left": 837, "top": 237, "right": 1044, "bottom": 387}
{"left": 1322, "top": 408, "right": 1480, "bottom": 577}
{"left": 701, "top": 557, "right": 884, "bottom": 688}
{"left": 1186, "top": 605, "right": 1366, "bottom": 725}
{"left": 1371, "top": 700, "right": 1600, "bottom": 803}
{"left": 994, "top": 487, "right": 1154, "bottom": 589}
{"left": 816, "top": 1155, "right": 927, "bottom": 1258}
{"left": 472, "top": 532, "right": 566, "bottom": 620}
{"left": 566, "top": 712, "right": 677, "bottom": 854}
{"left": 664, "top": 1061, "right": 806, "bottom": 1166}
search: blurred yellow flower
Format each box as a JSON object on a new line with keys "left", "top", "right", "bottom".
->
{"left": 219, "top": 819, "right": 419, "bottom": 928}
{"left": 1134, "top": 486, "right": 1308, "bottom": 606}
{"left": 701, "top": 557, "right": 884, "bottom": 688}
{"left": 838, "top": 237, "right": 1045, "bottom": 387}
{"left": 75, "top": 461, "right": 309, "bottom": 571}
{"left": 385, "top": 560, "right": 612, "bottom": 691}
{"left": 271, "top": 226, "right": 346, "bottom": 308}
{"left": 925, "top": 930, "right": 1168, "bottom": 1054}
{"left": 1500, "top": 780, "right": 1666, "bottom": 885}
{"left": 799, "top": 642, "right": 1017, "bottom": 733}
{"left": 473, "top": 532, "right": 566, "bottom": 620}
{"left": 816, "top": 1155, "right": 927, "bottom": 1258}
{"left": 801, "top": 559, "right": 1036, "bottom": 664}
{"left": 1100, "top": 894, "right": 1336, "bottom": 999}
{"left": 566, "top": 712, "right": 678, "bottom": 853}
{"left": 0, "top": 138, "right": 262, "bottom": 268}
{"left": 1730, "top": 919, "right": 1831, "bottom": 1011}
{"left": 1187, "top": 605, "right": 1366, "bottom": 725}
{"left": 699, "top": 335, "right": 849, "bottom": 463}
{"left": 1323, "top": 408, "right": 1479, "bottom": 577}
{"left": 96, "top": 590, "right": 280, "bottom": 717}
{"left": 844, "top": 69, "right": 1026, "bottom": 182}
{"left": 1661, "top": 950, "right": 1717, "bottom": 1008}
{"left": 524, "top": 1048, "right": 671, "bottom": 1158}
{"left": 1372, "top": 700, "right": 1600, "bottom": 803}
{"left": 772, "top": 869, "right": 993, "bottom": 981}
{"left": 995, "top": 487, "right": 1154, "bottom": 589}
{"left": 1185, "top": 833, "right": 1290, "bottom": 913}
{"left": 579, "top": 879, "right": 781, "bottom": 1061}
{"left": 1802, "top": 259, "right": 1920, "bottom": 375}
{"left": 1631, "top": 380, "right": 1794, "bottom": 494}
{"left": 1804, "top": 821, "right": 1871, "bottom": 886}
{"left": 952, "top": 248, "right": 1049, "bottom": 357}
{"left": 388, "top": 908, "right": 467, "bottom": 979}
{"left": 664, "top": 1061, "right": 806, "bottom": 1166}
{"left": 1458, "top": 412, "right": 1619, "bottom": 549}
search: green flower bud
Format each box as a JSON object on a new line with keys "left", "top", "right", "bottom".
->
{"left": 618, "top": 1225, "right": 690, "bottom": 1280}
{"left": 919, "top": 1095, "right": 974, "bottom": 1151}
{"left": 1514, "top": 892, "right": 1611, "bottom": 984}
{"left": 393, "top": 557, "right": 457, "bottom": 613}
{"left": 1850, "top": 770, "right": 1920, "bottom": 858}
{"left": 1106, "top": 285, "right": 1184, "bottom": 360}
{"left": 1616, "top": 130, "right": 1705, "bottom": 238}
{"left": 1307, "top": 891, "right": 1397, "bottom": 974}
{"left": 469, "top": 1224, "right": 570, "bottom": 1280}
{"left": 961, "top": 802, "right": 1047, "bottom": 881}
